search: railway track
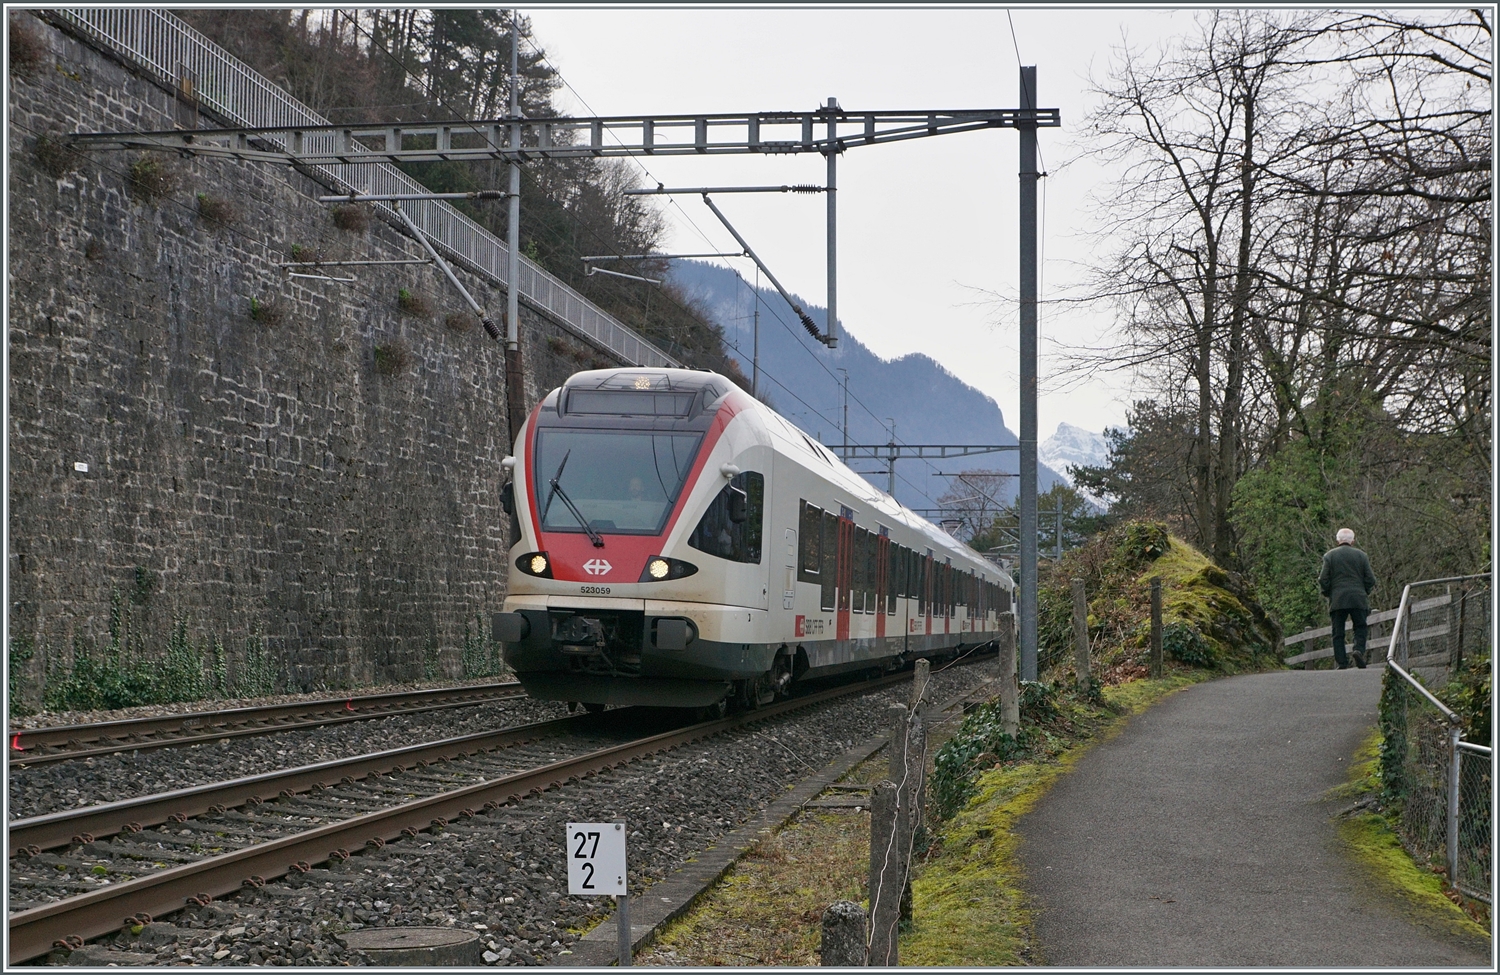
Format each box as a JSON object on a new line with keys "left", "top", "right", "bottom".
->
{"left": 7, "top": 681, "right": 524, "bottom": 766}
{"left": 8, "top": 671, "right": 913, "bottom": 964}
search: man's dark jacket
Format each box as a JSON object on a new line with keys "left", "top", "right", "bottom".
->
{"left": 1319, "top": 544, "right": 1376, "bottom": 612}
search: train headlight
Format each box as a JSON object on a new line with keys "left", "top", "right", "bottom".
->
{"left": 515, "top": 552, "right": 553, "bottom": 578}
{"left": 639, "top": 555, "right": 698, "bottom": 582}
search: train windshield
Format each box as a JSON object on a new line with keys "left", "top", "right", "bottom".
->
{"left": 533, "top": 430, "right": 703, "bottom": 534}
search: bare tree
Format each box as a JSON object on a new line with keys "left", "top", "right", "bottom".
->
{"left": 1072, "top": 7, "right": 1490, "bottom": 610}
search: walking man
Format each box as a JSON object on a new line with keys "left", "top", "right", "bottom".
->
{"left": 1318, "top": 528, "right": 1377, "bottom": 669}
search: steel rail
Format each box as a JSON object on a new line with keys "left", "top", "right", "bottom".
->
{"left": 8, "top": 681, "right": 523, "bottom": 764}
{"left": 9, "top": 714, "right": 578, "bottom": 855}
{"left": 7, "top": 672, "right": 909, "bottom": 964}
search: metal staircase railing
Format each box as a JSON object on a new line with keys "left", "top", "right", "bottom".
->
{"left": 52, "top": 8, "right": 679, "bottom": 370}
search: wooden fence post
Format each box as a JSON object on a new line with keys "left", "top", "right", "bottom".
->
{"left": 997, "top": 612, "right": 1018, "bottom": 735}
{"left": 1072, "top": 578, "right": 1090, "bottom": 694}
{"left": 819, "top": 900, "right": 867, "bottom": 966}
{"left": 1150, "top": 576, "right": 1163, "bottom": 678}
{"left": 866, "top": 780, "right": 900, "bottom": 967}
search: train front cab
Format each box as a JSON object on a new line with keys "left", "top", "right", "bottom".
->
{"left": 494, "top": 371, "right": 783, "bottom": 710}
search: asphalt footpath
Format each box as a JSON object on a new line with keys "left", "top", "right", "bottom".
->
{"left": 1016, "top": 668, "right": 1491, "bottom": 967}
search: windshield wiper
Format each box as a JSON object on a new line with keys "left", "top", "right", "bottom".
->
{"left": 543, "top": 450, "right": 604, "bottom": 548}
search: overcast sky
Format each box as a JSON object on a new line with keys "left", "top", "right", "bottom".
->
{"left": 524, "top": 5, "right": 1196, "bottom": 438}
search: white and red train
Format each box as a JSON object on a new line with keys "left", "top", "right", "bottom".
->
{"left": 492, "top": 368, "right": 1014, "bottom": 712}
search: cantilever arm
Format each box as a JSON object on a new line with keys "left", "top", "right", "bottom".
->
{"left": 699, "top": 194, "right": 831, "bottom": 346}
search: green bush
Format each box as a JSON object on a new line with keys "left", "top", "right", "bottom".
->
{"left": 373, "top": 339, "right": 411, "bottom": 376}
{"left": 1019, "top": 679, "right": 1060, "bottom": 724}
{"left": 38, "top": 585, "right": 280, "bottom": 710}
{"left": 1119, "top": 521, "right": 1170, "bottom": 564}
{"left": 9, "top": 635, "right": 35, "bottom": 716}
{"left": 461, "top": 614, "right": 504, "bottom": 679}
{"left": 236, "top": 632, "right": 278, "bottom": 697}
{"left": 1378, "top": 664, "right": 1410, "bottom": 807}
{"left": 931, "top": 701, "right": 1038, "bottom": 820}
{"left": 930, "top": 680, "right": 1082, "bottom": 820}
{"left": 127, "top": 156, "right": 175, "bottom": 204}
{"left": 249, "top": 296, "right": 285, "bottom": 327}
{"left": 1163, "top": 621, "right": 1217, "bottom": 668}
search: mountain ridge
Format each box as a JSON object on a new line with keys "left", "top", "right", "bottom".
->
{"left": 667, "top": 259, "right": 1069, "bottom": 511}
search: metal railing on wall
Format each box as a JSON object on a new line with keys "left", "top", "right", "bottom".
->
{"left": 53, "top": 8, "right": 679, "bottom": 370}
{"left": 1380, "top": 573, "right": 1492, "bottom": 905}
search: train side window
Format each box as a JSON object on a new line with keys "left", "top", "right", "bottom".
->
{"left": 864, "top": 530, "right": 877, "bottom": 613}
{"left": 917, "top": 556, "right": 927, "bottom": 617}
{"left": 688, "top": 471, "right": 763, "bottom": 563}
{"left": 819, "top": 510, "right": 837, "bottom": 611}
{"left": 797, "top": 501, "right": 822, "bottom": 582}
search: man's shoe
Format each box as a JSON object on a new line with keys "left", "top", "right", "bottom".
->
{"left": 1353, "top": 652, "right": 1367, "bottom": 669}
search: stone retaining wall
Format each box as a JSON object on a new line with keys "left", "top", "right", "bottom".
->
{"left": 7, "top": 12, "right": 626, "bottom": 700}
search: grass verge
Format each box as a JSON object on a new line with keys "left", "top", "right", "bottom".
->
{"left": 901, "top": 672, "right": 1204, "bottom": 965}
{"left": 637, "top": 672, "right": 1205, "bottom": 966}
{"left": 639, "top": 810, "right": 873, "bottom": 966}
{"left": 1333, "top": 730, "right": 1492, "bottom": 943}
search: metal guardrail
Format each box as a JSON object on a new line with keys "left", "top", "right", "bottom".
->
{"left": 52, "top": 8, "right": 678, "bottom": 370}
{"left": 1381, "top": 573, "right": 1491, "bottom": 905}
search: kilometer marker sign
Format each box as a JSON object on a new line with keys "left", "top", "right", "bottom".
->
{"left": 566, "top": 821, "right": 627, "bottom": 895}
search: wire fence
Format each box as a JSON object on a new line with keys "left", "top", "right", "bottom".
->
{"left": 1455, "top": 745, "right": 1492, "bottom": 898}
{"left": 1380, "top": 573, "right": 1491, "bottom": 905}
{"left": 52, "top": 8, "right": 679, "bottom": 369}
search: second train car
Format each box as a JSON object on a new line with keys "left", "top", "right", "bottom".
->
{"left": 492, "top": 368, "right": 1014, "bottom": 712}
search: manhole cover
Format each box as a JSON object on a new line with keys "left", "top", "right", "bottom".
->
{"left": 340, "top": 926, "right": 481, "bottom": 966}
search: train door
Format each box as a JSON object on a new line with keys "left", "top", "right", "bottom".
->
{"left": 943, "top": 560, "right": 952, "bottom": 636}
{"left": 836, "top": 506, "right": 854, "bottom": 641}
{"left": 923, "top": 550, "right": 934, "bottom": 637}
{"left": 875, "top": 529, "right": 888, "bottom": 640}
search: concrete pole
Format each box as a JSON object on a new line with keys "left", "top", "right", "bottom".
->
{"left": 866, "top": 780, "right": 900, "bottom": 966}
{"left": 886, "top": 704, "right": 909, "bottom": 790}
{"left": 825, "top": 96, "right": 839, "bottom": 349}
{"left": 503, "top": 11, "right": 526, "bottom": 449}
{"left": 911, "top": 658, "right": 930, "bottom": 708}
{"left": 1072, "top": 578, "right": 1090, "bottom": 694}
{"left": 819, "top": 901, "right": 867, "bottom": 966}
{"left": 1018, "top": 66, "right": 1040, "bottom": 681}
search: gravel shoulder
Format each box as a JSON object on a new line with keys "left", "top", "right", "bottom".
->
{"left": 1015, "top": 668, "right": 1491, "bottom": 967}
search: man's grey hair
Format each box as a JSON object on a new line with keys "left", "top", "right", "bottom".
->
{"left": 1336, "top": 527, "right": 1355, "bottom": 545}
